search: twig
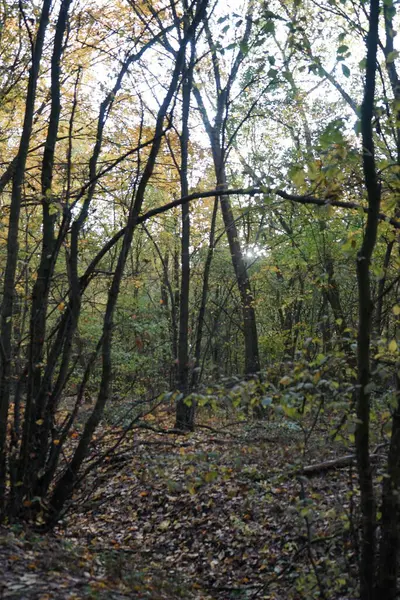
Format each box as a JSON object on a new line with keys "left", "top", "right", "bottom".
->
{"left": 297, "top": 476, "right": 328, "bottom": 600}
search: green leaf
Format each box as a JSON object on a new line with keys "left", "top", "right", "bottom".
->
{"left": 354, "top": 119, "right": 362, "bottom": 135}
{"left": 48, "top": 203, "right": 60, "bottom": 215}
{"left": 342, "top": 64, "right": 350, "bottom": 77}
{"left": 290, "top": 167, "right": 305, "bottom": 187}
{"left": 263, "top": 20, "right": 275, "bottom": 34}
{"left": 386, "top": 50, "right": 399, "bottom": 63}
{"left": 337, "top": 45, "right": 349, "bottom": 54}
{"left": 359, "top": 58, "right": 367, "bottom": 70}
{"left": 239, "top": 41, "right": 249, "bottom": 55}
{"left": 204, "top": 470, "right": 219, "bottom": 483}
{"left": 184, "top": 395, "right": 193, "bottom": 406}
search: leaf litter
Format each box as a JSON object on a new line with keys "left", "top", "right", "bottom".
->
{"left": 0, "top": 410, "right": 367, "bottom": 599}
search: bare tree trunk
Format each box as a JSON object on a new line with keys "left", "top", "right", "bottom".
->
{"left": 376, "top": 374, "right": 400, "bottom": 599}
{"left": 375, "top": 239, "right": 394, "bottom": 335}
{"left": 192, "top": 111, "right": 260, "bottom": 378}
{"left": 374, "top": 5, "right": 400, "bottom": 599}
{"left": 49, "top": 2, "right": 208, "bottom": 519}
{"left": 191, "top": 196, "right": 219, "bottom": 389}
{"left": 322, "top": 256, "right": 352, "bottom": 354}
{"left": 175, "top": 45, "right": 196, "bottom": 429}
{"left": 13, "top": 0, "right": 72, "bottom": 517}
{"left": 354, "top": 1, "right": 380, "bottom": 597}
{"left": 217, "top": 167, "right": 260, "bottom": 375}
{"left": 192, "top": 9, "right": 260, "bottom": 378}
{"left": 0, "top": 0, "right": 52, "bottom": 517}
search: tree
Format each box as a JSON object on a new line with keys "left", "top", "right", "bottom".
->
{"left": 0, "top": 0, "right": 52, "bottom": 516}
{"left": 0, "top": 0, "right": 209, "bottom": 523}
{"left": 192, "top": 6, "right": 261, "bottom": 377}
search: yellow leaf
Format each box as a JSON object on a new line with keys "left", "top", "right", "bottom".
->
{"left": 393, "top": 305, "right": 400, "bottom": 316}
{"left": 389, "top": 339, "right": 398, "bottom": 353}
{"left": 36, "top": 419, "right": 44, "bottom": 426}
{"left": 53, "top": 439, "right": 60, "bottom": 445}
{"left": 313, "top": 371, "right": 321, "bottom": 384}
{"left": 57, "top": 302, "right": 65, "bottom": 311}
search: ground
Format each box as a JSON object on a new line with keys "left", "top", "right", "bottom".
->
{"left": 0, "top": 408, "right": 367, "bottom": 599}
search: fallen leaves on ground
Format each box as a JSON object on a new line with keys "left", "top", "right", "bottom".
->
{"left": 1, "top": 412, "right": 365, "bottom": 599}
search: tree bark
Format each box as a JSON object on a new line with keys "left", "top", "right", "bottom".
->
{"left": 49, "top": 1, "right": 208, "bottom": 519}
{"left": 191, "top": 196, "right": 219, "bottom": 389}
{"left": 376, "top": 375, "right": 400, "bottom": 599}
{"left": 192, "top": 11, "right": 260, "bottom": 377}
{"left": 354, "top": 1, "right": 380, "bottom": 598}
{"left": 0, "top": 0, "right": 52, "bottom": 518}
{"left": 175, "top": 36, "right": 195, "bottom": 430}
{"left": 13, "top": 0, "right": 73, "bottom": 517}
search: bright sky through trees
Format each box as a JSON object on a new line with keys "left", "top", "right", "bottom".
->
{"left": 0, "top": 1, "right": 399, "bottom": 597}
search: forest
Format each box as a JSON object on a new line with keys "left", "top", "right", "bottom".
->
{"left": 0, "top": 0, "right": 399, "bottom": 597}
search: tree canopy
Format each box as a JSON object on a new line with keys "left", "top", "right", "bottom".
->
{"left": 0, "top": 0, "right": 399, "bottom": 598}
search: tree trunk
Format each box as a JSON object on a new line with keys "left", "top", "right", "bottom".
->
{"left": 191, "top": 196, "right": 219, "bottom": 389}
{"left": 192, "top": 8, "right": 260, "bottom": 379}
{"left": 354, "top": 1, "right": 380, "bottom": 597}
{"left": 376, "top": 374, "right": 400, "bottom": 599}
{"left": 216, "top": 166, "right": 260, "bottom": 375}
{"left": 49, "top": 3, "right": 208, "bottom": 519}
{"left": 0, "top": 0, "right": 52, "bottom": 518}
{"left": 374, "top": 239, "right": 394, "bottom": 335}
{"left": 175, "top": 39, "right": 195, "bottom": 431}
{"left": 13, "top": 0, "right": 72, "bottom": 517}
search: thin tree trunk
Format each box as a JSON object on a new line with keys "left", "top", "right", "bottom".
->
{"left": 375, "top": 5, "right": 400, "bottom": 598}
{"left": 176, "top": 33, "right": 195, "bottom": 431}
{"left": 375, "top": 239, "right": 394, "bottom": 335}
{"left": 0, "top": 0, "right": 52, "bottom": 518}
{"left": 354, "top": 1, "right": 380, "bottom": 597}
{"left": 192, "top": 8, "right": 260, "bottom": 378}
{"left": 49, "top": 2, "right": 208, "bottom": 519}
{"left": 191, "top": 196, "right": 219, "bottom": 389}
{"left": 376, "top": 373, "right": 400, "bottom": 599}
{"left": 13, "top": 0, "right": 72, "bottom": 516}
{"left": 217, "top": 167, "right": 260, "bottom": 375}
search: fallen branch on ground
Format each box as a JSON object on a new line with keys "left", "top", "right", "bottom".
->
{"left": 299, "top": 452, "right": 381, "bottom": 476}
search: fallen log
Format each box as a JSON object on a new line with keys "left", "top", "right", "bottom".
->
{"left": 299, "top": 452, "right": 381, "bottom": 476}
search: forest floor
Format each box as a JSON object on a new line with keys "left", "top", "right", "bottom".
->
{"left": 0, "top": 406, "right": 370, "bottom": 600}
